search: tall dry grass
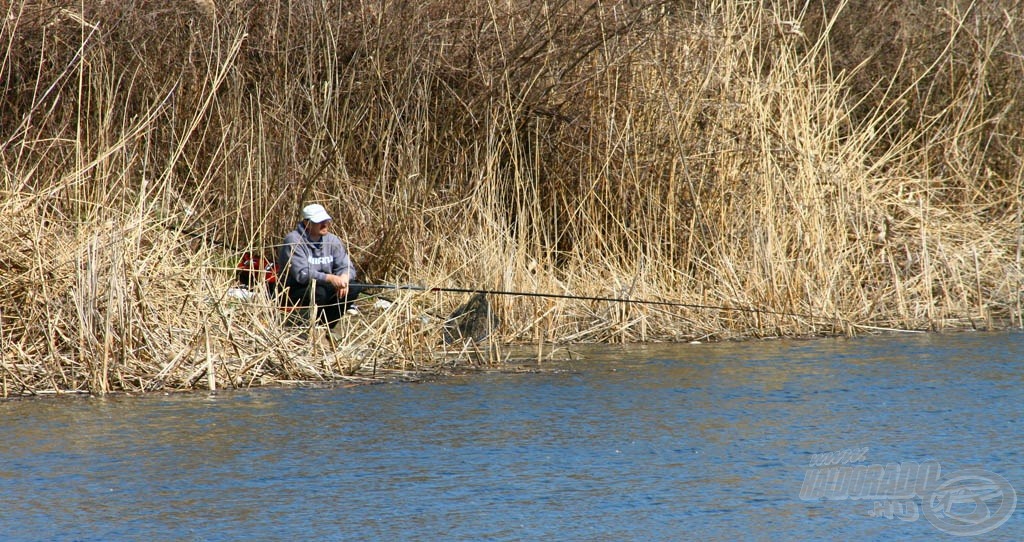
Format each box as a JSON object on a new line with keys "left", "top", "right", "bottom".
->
{"left": 1, "top": 0, "right": 1022, "bottom": 394}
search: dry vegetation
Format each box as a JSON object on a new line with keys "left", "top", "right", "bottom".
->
{"left": 2, "top": 0, "right": 1023, "bottom": 395}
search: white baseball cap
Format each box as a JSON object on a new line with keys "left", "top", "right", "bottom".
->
{"left": 302, "top": 203, "right": 332, "bottom": 223}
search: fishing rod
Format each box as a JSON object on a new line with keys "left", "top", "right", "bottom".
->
{"left": 351, "top": 282, "right": 836, "bottom": 322}
{"left": 162, "top": 218, "right": 835, "bottom": 324}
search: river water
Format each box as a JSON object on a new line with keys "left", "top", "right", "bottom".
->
{"left": 1, "top": 332, "right": 1021, "bottom": 541}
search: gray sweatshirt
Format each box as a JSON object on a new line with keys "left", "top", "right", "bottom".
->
{"left": 278, "top": 223, "right": 356, "bottom": 287}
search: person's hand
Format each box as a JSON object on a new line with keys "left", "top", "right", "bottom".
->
{"left": 327, "top": 273, "right": 350, "bottom": 296}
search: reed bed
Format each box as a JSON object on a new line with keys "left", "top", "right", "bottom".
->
{"left": 1, "top": 0, "right": 1022, "bottom": 395}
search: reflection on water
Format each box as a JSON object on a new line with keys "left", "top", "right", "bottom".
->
{"left": 0, "top": 332, "right": 1021, "bottom": 541}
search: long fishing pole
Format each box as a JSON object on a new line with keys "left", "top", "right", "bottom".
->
{"left": 352, "top": 282, "right": 835, "bottom": 322}
{"left": 165, "top": 219, "right": 836, "bottom": 325}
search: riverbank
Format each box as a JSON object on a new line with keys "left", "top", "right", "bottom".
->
{"left": 1, "top": 290, "right": 1013, "bottom": 398}
{"left": 2, "top": 1, "right": 1023, "bottom": 395}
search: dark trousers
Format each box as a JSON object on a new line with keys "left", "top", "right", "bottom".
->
{"left": 283, "top": 281, "right": 363, "bottom": 327}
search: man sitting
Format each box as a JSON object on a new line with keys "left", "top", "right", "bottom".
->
{"left": 278, "top": 203, "right": 362, "bottom": 327}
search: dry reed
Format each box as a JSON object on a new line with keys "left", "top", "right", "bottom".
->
{"left": 1, "top": 0, "right": 1022, "bottom": 395}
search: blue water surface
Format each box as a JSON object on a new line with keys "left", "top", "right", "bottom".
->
{"left": 0, "top": 331, "right": 1021, "bottom": 541}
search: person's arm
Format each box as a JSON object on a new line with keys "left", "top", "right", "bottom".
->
{"left": 280, "top": 232, "right": 320, "bottom": 285}
{"left": 331, "top": 238, "right": 356, "bottom": 281}
{"left": 322, "top": 236, "right": 354, "bottom": 293}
